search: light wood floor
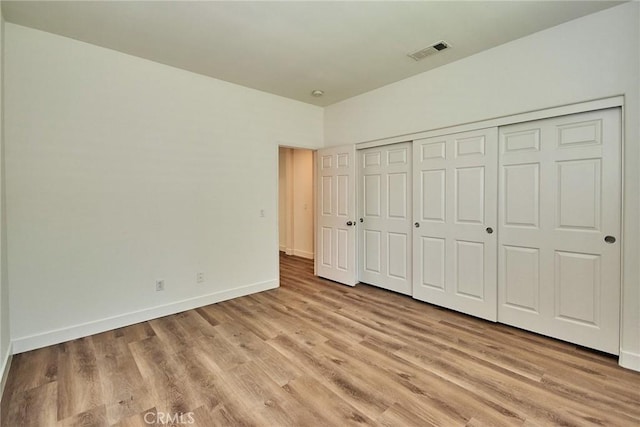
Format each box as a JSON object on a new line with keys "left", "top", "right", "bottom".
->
{"left": 2, "top": 254, "right": 639, "bottom": 426}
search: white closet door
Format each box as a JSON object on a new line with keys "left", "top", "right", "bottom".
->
{"left": 413, "top": 128, "right": 498, "bottom": 321}
{"left": 316, "top": 145, "right": 357, "bottom": 286}
{"left": 358, "top": 142, "right": 412, "bottom": 295}
{"left": 498, "top": 108, "right": 621, "bottom": 354}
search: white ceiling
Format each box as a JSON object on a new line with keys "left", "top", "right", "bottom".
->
{"left": 2, "top": 1, "right": 624, "bottom": 107}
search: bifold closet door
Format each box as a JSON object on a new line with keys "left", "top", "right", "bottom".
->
{"left": 498, "top": 108, "right": 621, "bottom": 354}
{"left": 413, "top": 128, "right": 498, "bottom": 321}
{"left": 358, "top": 143, "right": 412, "bottom": 295}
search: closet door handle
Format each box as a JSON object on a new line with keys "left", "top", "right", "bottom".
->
{"left": 486, "top": 227, "right": 494, "bottom": 234}
{"left": 414, "top": 222, "right": 420, "bottom": 228}
{"left": 604, "top": 235, "right": 616, "bottom": 244}
{"left": 346, "top": 221, "right": 353, "bottom": 226}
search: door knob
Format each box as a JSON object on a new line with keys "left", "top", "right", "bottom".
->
{"left": 359, "top": 218, "right": 364, "bottom": 223}
{"left": 486, "top": 227, "right": 494, "bottom": 234}
{"left": 604, "top": 235, "right": 616, "bottom": 244}
{"left": 414, "top": 222, "right": 420, "bottom": 228}
{"left": 346, "top": 221, "right": 353, "bottom": 226}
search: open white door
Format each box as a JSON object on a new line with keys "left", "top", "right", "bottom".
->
{"left": 316, "top": 145, "right": 357, "bottom": 286}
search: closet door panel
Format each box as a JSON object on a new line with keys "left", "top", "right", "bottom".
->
{"left": 498, "top": 108, "right": 621, "bottom": 354}
{"left": 358, "top": 142, "right": 412, "bottom": 295}
{"left": 413, "top": 128, "right": 498, "bottom": 321}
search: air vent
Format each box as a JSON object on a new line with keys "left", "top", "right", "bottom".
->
{"left": 408, "top": 41, "right": 450, "bottom": 61}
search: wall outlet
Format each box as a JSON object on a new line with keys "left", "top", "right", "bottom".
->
{"left": 155, "top": 280, "right": 165, "bottom": 291}
{"left": 197, "top": 272, "right": 204, "bottom": 283}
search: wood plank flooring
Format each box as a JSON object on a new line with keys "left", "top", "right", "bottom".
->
{"left": 2, "top": 254, "right": 639, "bottom": 426}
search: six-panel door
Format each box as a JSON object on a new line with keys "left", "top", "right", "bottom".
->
{"left": 498, "top": 108, "right": 621, "bottom": 354}
{"left": 316, "top": 145, "right": 357, "bottom": 286}
{"left": 412, "top": 128, "right": 498, "bottom": 321}
{"left": 358, "top": 142, "right": 412, "bottom": 295}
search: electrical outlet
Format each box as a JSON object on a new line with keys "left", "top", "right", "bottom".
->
{"left": 155, "top": 280, "right": 165, "bottom": 291}
{"left": 197, "top": 272, "right": 204, "bottom": 283}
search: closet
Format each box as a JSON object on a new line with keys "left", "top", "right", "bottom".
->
{"left": 411, "top": 108, "right": 621, "bottom": 354}
{"left": 320, "top": 107, "right": 622, "bottom": 355}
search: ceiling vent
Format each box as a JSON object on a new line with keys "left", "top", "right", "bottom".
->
{"left": 408, "top": 41, "right": 450, "bottom": 61}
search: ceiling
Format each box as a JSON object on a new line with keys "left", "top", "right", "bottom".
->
{"left": 2, "top": 1, "right": 624, "bottom": 107}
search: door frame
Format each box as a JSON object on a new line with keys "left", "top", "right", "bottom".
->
{"left": 356, "top": 97, "right": 624, "bottom": 150}
{"left": 277, "top": 145, "right": 317, "bottom": 272}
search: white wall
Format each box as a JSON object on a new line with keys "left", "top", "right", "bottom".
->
{"left": 0, "top": 8, "right": 11, "bottom": 394}
{"left": 5, "top": 23, "right": 323, "bottom": 352}
{"left": 292, "top": 149, "right": 314, "bottom": 259}
{"left": 325, "top": 3, "right": 639, "bottom": 147}
{"left": 324, "top": 2, "right": 640, "bottom": 370}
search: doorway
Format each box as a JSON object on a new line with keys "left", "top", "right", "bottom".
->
{"left": 278, "top": 147, "right": 315, "bottom": 260}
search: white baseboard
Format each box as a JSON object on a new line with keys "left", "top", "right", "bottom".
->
{"left": 619, "top": 349, "right": 640, "bottom": 372}
{"left": 12, "top": 279, "right": 278, "bottom": 354}
{"left": 1, "top": 342, "right": 13, "bottom": 400}
{"left": 285, "top": 248, "right": 294, "bottom": 256}
{"left": 293, "top": 249, "right": 314, "bottom": 260}
{"left": 279, "top": 245, "right": 286, "bottom": 252}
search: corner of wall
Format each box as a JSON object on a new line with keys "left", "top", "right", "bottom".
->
{"left": 320, "top": 105, "right": 326, "bottom": 148}
{"left": 0, "top": 2, "right": 11, "bottom": 401}
{"left": 0, "top": 342, "right": 12, "bottom": 398}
